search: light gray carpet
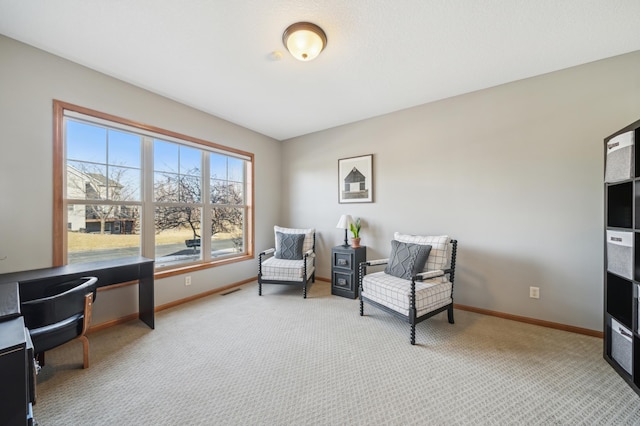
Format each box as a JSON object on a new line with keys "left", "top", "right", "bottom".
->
{"left": 33, "top": 281, "right": 640, "bottom": 425}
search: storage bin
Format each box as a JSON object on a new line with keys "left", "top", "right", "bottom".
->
{"left": 611, "top": 318, "right": 633, "bottom": 375}
{"left": 605, "top": 131, "right": 634, "bottom": 183}
{"left": 607, "top": 230, "right": 633, "bottom": 280}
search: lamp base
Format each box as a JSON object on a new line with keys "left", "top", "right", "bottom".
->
{"left": 342, "top": 229, "right": 349, "bottom": 247}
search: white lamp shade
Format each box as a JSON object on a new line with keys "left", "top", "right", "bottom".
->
{"left": 336, "top": 214, "right": 353, "bottom": 230}
{"left": 283, "top": 22, "right": 327, "bottom": 61}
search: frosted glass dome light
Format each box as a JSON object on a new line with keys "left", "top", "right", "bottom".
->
{"left": 283, "top": 22, "right": 327, "bottom": 61}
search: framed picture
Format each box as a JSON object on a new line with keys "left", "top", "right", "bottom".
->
{"left": 338, "top": 154, "right": 373, "bottom": 203}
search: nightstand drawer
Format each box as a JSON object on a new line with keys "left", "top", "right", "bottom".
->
{"left": 333, "top": 252, "right": 353, "bottom": 269}
{"left": 333, "top": 271, "right": 353, "bottom": 291}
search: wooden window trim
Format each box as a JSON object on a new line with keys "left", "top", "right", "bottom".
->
{"left": 52, "top": 100, "right": 255, "bottom": 273}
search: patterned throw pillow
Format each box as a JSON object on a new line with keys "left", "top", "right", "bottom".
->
{"left": 393, "top": 233, "right": 450, "bottom": 271}
{"left": 275, "top": 232, "right": 305, "bottom": 260}
{"left": 274, "top": 226, "right": 315, "bottom": 253}
{"left": 384, "top": 240, "right": 432, "bottom": 280}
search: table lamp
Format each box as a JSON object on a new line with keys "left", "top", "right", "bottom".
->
{"left": 336, "top": 214, "right": 353, "bottom": 247}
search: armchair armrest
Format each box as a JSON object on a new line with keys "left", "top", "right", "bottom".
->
{"left": 303, "top": 249, "right": 315, "bottom": 258}
{"left": 414, "top": 268, "right": 450, "bottom": 281}
{"left": 359, "top": 258, "right": 388, "bottom": 280}
{"left": 365, "top": 258, "right": 389, "bottom": 266}
{"left": 259, "top": 248, "right": 275, "bottom": 256}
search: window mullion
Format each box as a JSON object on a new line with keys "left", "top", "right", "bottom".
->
{"left": 202, "top": 151, "right": 211, "bottom": 260}
{"left": 141, "top": 136, "right": 155, "bottom": 258}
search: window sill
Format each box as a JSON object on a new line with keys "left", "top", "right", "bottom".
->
{"left": 154, "top": 253, "right": 254, "bottom": 280}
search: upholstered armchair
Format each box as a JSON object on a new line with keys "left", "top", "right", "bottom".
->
{"left": 20, "top": 276, "right": 98, "bottom": 368}
{"left": 359, "top": 233, "right": 458, "bottom": 345}
{"left": 258, "top": 226, "right": 316, "bottom": 298}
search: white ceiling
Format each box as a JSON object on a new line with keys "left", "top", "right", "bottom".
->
{"left": 1, "top": 1, "right": 639, "bottom": 141}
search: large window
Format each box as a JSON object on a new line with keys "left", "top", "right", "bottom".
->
{"left": 53, "top": 101, "right": 254, "bottom": 273}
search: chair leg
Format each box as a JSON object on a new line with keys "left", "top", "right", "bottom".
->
{"left": 258, "top": 282, "right": 262, "bottom": 296}
{"left": 78, "top": 293, "right": 92, "bottom": 369}
{"left": 36, "top": 352, "right": 45, "bottom": 367}
{"left": 303, "top": 283, "right": 307, "bottom": 299}
{"left": 410, "top": 324, "right": 416, "bottom": 345}
{"left": 79, "top": 335, "right": 90, "bottom": 369}
{"left": 448, "top": 305, "right": 455, "bottom": 324}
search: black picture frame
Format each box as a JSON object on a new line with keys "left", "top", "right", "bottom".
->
{"left": 338, "top": 154, "right": 373, "bottom": 203}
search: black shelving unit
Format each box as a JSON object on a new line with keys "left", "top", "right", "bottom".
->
{"left": 604, "top": 118, "right": 640, "bottom": 395}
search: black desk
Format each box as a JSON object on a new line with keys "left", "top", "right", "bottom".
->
{"left": 0, "top": 256, "right": 155, "bottom": 329}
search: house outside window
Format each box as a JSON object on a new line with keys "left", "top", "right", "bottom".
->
{"left": 53, "top": 101, "right": 254, "bottom": 273}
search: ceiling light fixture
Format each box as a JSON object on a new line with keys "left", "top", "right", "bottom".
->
{"left": 282, "top": 22, "right": 327, "bottom": 61}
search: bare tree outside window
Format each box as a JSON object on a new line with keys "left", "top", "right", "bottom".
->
{"left": 155, "top": 169, "right": 202, "bottom": 243}
{"left": 154, "top": 168, "right": 244, "bottom": 257}
{"left": 67, "top": 162, "right": 140, "bottom": 235}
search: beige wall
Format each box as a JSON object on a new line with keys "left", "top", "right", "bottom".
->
{"left": 282, "top": 51, "right": 640, "bottom": 331}
{"left": 2, "top": 33, "right": 639, "bottom": 332}
{"left": 0, "top": 35, "right": 282, "bottom": 324}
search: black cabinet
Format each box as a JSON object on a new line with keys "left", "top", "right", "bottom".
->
{"left": 331, "top": 245, "right": 366, "bottom": 299}
{"left": 604, "top": 118, "right": 640, "bottom": 396}
{"left": 0, "top": 283, "right": 35, "bottom": 426}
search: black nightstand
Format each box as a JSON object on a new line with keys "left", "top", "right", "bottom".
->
{"left": 331, "top": 245, "right": 367, "bottom": 299}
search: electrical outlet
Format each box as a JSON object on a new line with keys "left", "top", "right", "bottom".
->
{"left": 185, "top": 276, "right": 192, "bottom": 286}
{"left": 529, "top": 286, "right": 540, "bottom": 299}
